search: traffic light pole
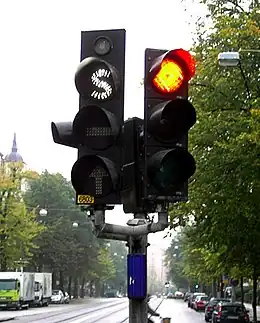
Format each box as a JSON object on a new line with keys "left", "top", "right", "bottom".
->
{"left": 128, "top": 213, "right": 148, "bottom": 323}
{"left": 92, "top": 208, "right": 169, "bottom": 323}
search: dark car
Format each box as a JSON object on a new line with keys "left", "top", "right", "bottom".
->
{"left": 184, "top": 292, "right": 192, "bottom": 302}
{"left": 211, "top": 302, "right": 249, "bottom": 323}
{"left": 104, "top": 290, "right": 117, "bottom": 297}
{"left": 205, "top": 298, "right": 231, "bottom": 322}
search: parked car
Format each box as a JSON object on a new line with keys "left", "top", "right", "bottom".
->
{"left": 184, "top": 292, "right": 192, "bottom": 302}
{"left": 194, "top": 295, "right": 209, "bottom": 311}
{"left": 211, "top": 302, "right": 249, "bottom": 323}
{"left": 189, "top": 292, "right": 206, "bottom": 309}
{"left": 64, "top": 292, "right": 70, "bottom": 304}
{"left": 51, "top": 290, "right": 65, "bottom": 304}
{"left": 174, "top": 291, "right": 184, "bottom": 299}
{"left": 205, "top": 298, "right": 231, "bottom": 322}
{"left": 167, "top": 292, "right": 174, "bottom": 299}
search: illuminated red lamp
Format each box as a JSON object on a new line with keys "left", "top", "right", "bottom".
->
{"left": 150, "top": 49, "right": 196, "bottom": 94}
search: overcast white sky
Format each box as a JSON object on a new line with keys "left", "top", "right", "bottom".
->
{"left": 0, "top": 0, "right": 207, "bottom": 249}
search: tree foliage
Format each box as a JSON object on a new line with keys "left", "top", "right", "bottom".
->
{"left": 165, "top": 234, "right": 189, "bottom": 289}
{"left": 170, "top": 0, "right": 260, "bottom": 272}
{"left": 24, "top": 170, "right": 125, "bottom": 296}
{"left": 0, "top": 162, "right": 43, "bottom": 270}
{"left": 167, "top": 1, "right": 260, "bottom": 317}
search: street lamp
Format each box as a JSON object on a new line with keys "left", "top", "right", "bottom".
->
{"left": 218, "top": 49, "right": 260, "bottom": 67}
{"left": 217, "top": 49, "right": 257, "bottom": 107}
{"left": 72, "top": 222, "right": 79, "bottom": 228}
{"left": 218, "top": 52, "right": 240, "bottom": 67}
{"left": 39, "top": 209, "right": 48, "bottom": 216}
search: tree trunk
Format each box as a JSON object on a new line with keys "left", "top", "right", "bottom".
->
{"left": 52, "top": 272, "right": 57, "bottom": 290}
{"left": 68, "top": 276, "right": 72, "bottom": 298}
{"left": 90, "top": 281, "right": 94, "bottom": 297}
{"left": 231, "top": 285, "right": 236, "bottom": 302}
{"left": 95, "top": 280, "right": 101, "bottom": 297}
{"left": 220, "top": 276, "right": 224, "bottom": 298}
{"left": 73, "top": 277, "right": 78, "bottom": 299}
{"left": 1, "top": 254, "right": 7, "bottom": 272}
{"left": 212, "top": 281, "right": 217, "bottom": 298}
{"left": 80, "top": 277, "right": 85, "bottom": 298}
{"left": 240, "top": 277, "right": 244, "bottom": 306}
{"left": 59, "top": 271, "right": 64, "bottom": 292}
{"left": 252, "top": 269, "right": 257, "bottom": 323}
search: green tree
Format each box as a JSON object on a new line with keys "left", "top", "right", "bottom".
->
{"left": 88, "top": 246, "right": 116, "bottom": 297}
{"left": 0, "top": 161, "right": 43, "bottom": 270}
{"left": 165, "top": 235, "right": 189, "bottom": 290}
{"left": 107, "top": 241, "right": 127, "bottom": 294}
{"left": 170, "top": 0, "right": 260, "bottom": 319}
{"left": 24, "top": 170, "right": 98, "bottom": 292}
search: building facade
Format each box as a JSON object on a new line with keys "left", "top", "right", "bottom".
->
{"left": 147, "top": 244, "right": 167, "bottom": 292}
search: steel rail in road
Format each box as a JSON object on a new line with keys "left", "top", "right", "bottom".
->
{"left": 18, "top": 300, "right": 127, "bottom": 323}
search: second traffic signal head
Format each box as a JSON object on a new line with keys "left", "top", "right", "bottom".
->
{"left": 144, "top": 48, "right": 196, "bottom": 203}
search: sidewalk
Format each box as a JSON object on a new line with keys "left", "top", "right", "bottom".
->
{"left": 244, "top": 303, "right": 260, "bottom": 322}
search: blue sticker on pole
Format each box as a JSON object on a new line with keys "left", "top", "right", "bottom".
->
{"left": 127, "top": 254, "right": 147, "bottom": 299}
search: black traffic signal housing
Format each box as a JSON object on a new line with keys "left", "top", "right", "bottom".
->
{"left": 143, "top": 48, "right": 196, "bottom": 206}
{"left": 52, "top": 29, "right": 126, "bottom": 206}
{"left": 121, "top": 117, "right": 144, "bottom": 214}
{"left": 72, "top": 29, "right": 126, "bottom": 206}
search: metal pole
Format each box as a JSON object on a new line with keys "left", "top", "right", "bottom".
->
{"left": 128, "top": 213, "right": 148, "bottom": 323}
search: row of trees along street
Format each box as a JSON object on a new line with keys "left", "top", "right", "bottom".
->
{"left": 166, "top": 0, "right": 259, "bottom": 321}
{"left": 0, "top": 162, "right": 127, "bottom": 298}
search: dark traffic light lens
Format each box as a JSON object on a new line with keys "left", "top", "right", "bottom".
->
{"left": 148, "top": 98, "right": 196, "bottom": 142}
{"left": 73, "top": 106, "right": 119, "bottom": 150}
{"left": 94, "top": 36, "right": 112, "bottom": 56}
{"left": 71, "top": 155, "right": 118, "bottom": 198}
{"left": 75, "top": 57, "right": 120, "bottom": 101}
{"left": 147, "top": 148, "right": 196, "bottom": 192}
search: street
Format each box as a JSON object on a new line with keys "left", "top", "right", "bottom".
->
{"left": 0, "top": 298, "right": 128, "bottom": 323}
{"left": 156, "top": 299, "right": 260, "bottom": 323}
{"left": 0, "top": 298, "right": 259, "bottom": 322}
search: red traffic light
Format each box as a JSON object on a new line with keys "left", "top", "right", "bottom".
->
{"left": 150, "top": 49, "right": 196, "bottom": 94}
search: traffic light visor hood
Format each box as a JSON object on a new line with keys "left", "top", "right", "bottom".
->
{"left": 51, "top": 121, "right": 78, "bottom": 148}
{"left": 148, "top": 98, "right": 196, "bottom": 142}
{"left": 150, "top": 49, "right": 196, "bottom": 94}
{"left": 147, "top": 148, "right": 196, "bottom": 192}
{"left": 71, "top": 155, "right": 118, "bottom": 198}
{"left": 75, "top": 57, "right": 120, "bottom": 101}
{"left": 73, "top": 106, "right": 120, "bottom": 150}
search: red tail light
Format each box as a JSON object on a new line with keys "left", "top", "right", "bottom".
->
{"left": 244, "top": 314, "right": 249, "bottom": 321}
{"left": 207, "top": 306, "right": 212, "bottom": 312}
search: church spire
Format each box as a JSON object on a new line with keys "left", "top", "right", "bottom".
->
{"left": 12, "top": 133, "right": 18, "bottom": 153}
{"left": 4, "top": 132, "right": 24, "bottom": 163}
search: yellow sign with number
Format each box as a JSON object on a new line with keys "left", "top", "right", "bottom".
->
{"left": 77, "top": 194, "right": 95, "bottom": 204}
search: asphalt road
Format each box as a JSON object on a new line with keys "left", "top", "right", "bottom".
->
{"left": 0, "top": 298, "right": 162, "bottom": 323}
{"left": 0, "top": 298, "right": 128, "bottom": 323}
{"left": 1, "top": 298, "right": 259, "bottom": 322}
{"left": 157, "top": 299, "right": 260, "bottom": 322}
